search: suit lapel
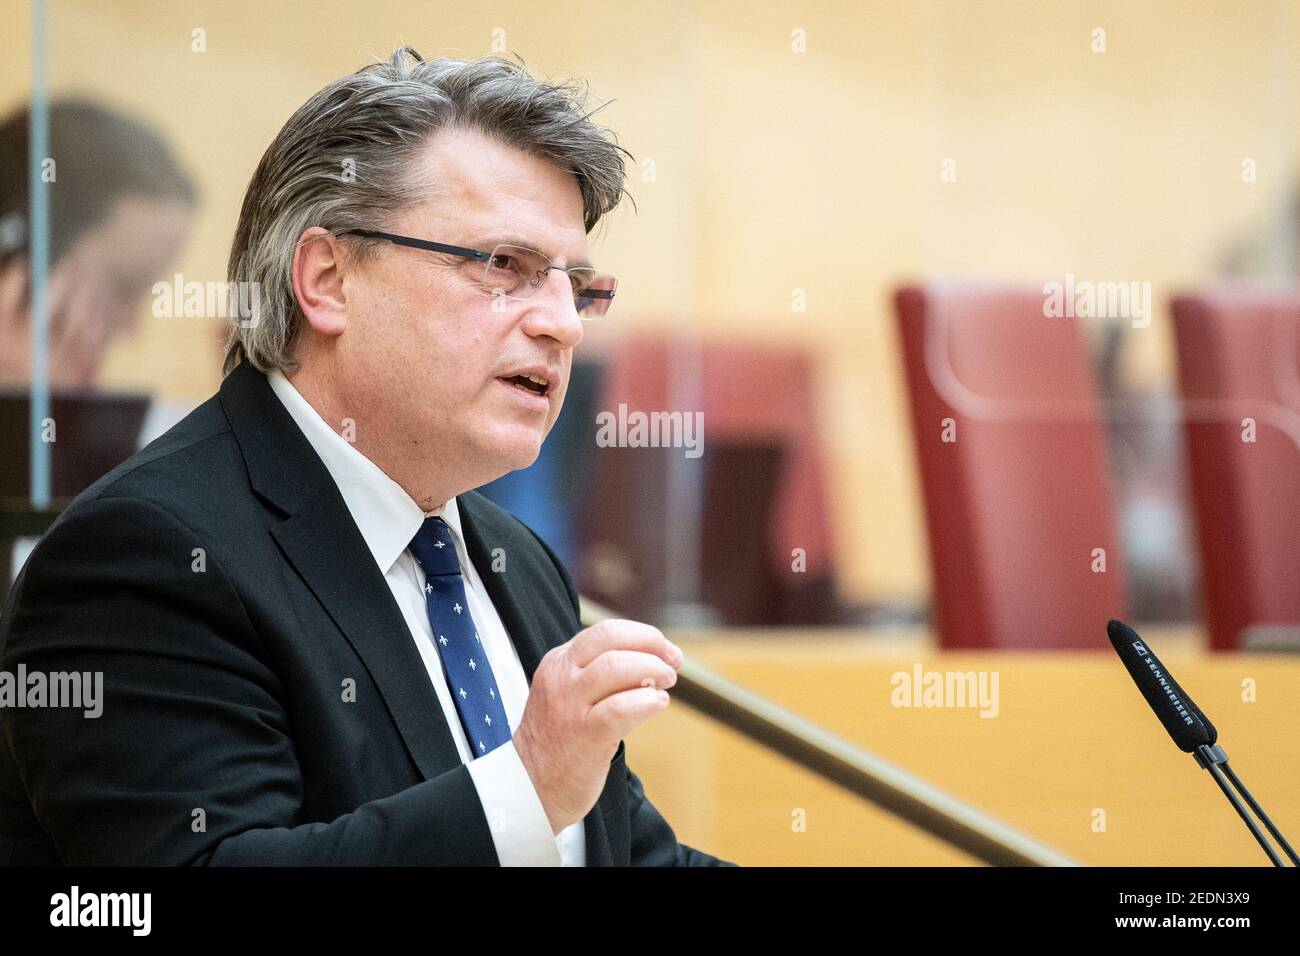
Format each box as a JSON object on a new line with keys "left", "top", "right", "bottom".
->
{"left": 221, "top": 363, "right": 616, "bottom": 864}
{"left": 459, "top": 492, "right": 616, "bottom": 866}
{"left": 457, "top": 493, "right": 551, "bottom": 681}
{"left": 221, "top": 363, "right": 462, "bottom": 783}
{"left": 271, "top": 492, "right": 464, "bottom": 783}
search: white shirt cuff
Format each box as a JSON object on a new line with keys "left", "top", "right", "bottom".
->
{"left": 467, "top": 738, "right": 563, "bottom": 866}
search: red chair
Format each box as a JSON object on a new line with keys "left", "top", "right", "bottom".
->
{"left": 1171, "top": 288, "right": 1300, "bottom": 650}
{"left": 895, "top": 283, "right": 1129, "bottom": 649}
{"left": 578, "top": 335, "right": 839, "bottom": 625}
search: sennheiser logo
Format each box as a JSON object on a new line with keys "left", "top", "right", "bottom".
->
{"left": 1132, "top": 641, "right": 1149, "bottom": 656}
{"left": 1143, "top": 656, "right": 1195, "bottom": 726}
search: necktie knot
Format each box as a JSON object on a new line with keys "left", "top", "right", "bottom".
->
{"left": 409, "top": 516, "right": 460, "bottom": 576}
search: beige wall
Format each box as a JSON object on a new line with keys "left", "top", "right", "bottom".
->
{"left": 3, "top": 0, "right": 1297, "bottom": 606}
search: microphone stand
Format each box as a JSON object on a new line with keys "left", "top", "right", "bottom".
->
{"left": 1194, "top": 744, "right": 1298, "bottom": 867}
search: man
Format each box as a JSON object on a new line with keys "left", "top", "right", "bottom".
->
{"left": 0, "top": 47, "right": 735, "bottom": 866}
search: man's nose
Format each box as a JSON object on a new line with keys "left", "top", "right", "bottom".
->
{"left": 521, "top": 270, "right": 584, "bottom": 348}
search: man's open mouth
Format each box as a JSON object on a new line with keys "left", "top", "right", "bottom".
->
{"left": 500, "top": 372, "right": 550, "bottom": 396}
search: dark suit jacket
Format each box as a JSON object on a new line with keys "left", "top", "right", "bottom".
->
{"left": 0, "top": 361, "right": 735, "bottom": 866}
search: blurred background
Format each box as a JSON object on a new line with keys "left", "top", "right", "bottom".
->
{"left": 2, "top": 0, "right": 1298, "bottom": 865}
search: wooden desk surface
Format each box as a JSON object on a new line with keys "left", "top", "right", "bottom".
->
{"left": 622, "top": 626, "right": 1299, "bottom": 866}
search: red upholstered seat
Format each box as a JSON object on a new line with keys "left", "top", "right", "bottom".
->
{"left": 1171, "top": 288, "right": 1300, "bottom": 650}
{"left": 895, "top": 283, "right": 1129, "bottom": 648}
{"left": 578, "top": 335, "right": 837, "bottom": 625}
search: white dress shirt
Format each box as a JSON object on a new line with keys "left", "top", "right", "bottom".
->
{"left": 268, "top": 369, "right": 585, "bottom": 866}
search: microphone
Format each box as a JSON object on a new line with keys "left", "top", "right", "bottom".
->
{"left": 1107, "top": 620, "right": 1297, "bottom": 867}
{"left": 1106, "top": 619, "right": 1217, "bottom": 752}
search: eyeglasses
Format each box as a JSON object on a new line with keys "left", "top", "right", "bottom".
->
{"left": 337, "top": 228, "right": 617, "bottom": 319}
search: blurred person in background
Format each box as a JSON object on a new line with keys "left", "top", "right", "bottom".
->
{"left": 0, "top": 98, "right": 196, "bottom": 389}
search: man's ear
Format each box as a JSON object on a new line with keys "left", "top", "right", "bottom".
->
{"left": 291, "top": 227, "right": 349, "bottom": 338}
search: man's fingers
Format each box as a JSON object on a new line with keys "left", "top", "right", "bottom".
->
{"left": 577, "top": 648, "right": 678, "bottom": 703}
{"left": 586, "top": 685, "right": 670, "bottom": 736}
{"left": 568, "top": 618, "right": 682, "bottom": 670}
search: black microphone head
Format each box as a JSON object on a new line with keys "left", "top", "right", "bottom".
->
{"left": 1107, "top": 620, "right": 1217, "bottom": 753}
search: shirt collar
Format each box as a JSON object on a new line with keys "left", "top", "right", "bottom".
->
{"left": 266, "top": 368, "right": 465, "bottom": 574}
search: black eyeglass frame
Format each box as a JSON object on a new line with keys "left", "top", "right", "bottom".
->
{"left": 336, "top": 228, "right": 616, "bottom": 308}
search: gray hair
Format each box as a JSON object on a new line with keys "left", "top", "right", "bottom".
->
{"left": 223, "top": 46, "right": 633, "bottom": 375}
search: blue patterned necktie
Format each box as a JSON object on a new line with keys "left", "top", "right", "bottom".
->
{"left": 408, "top": 516, "right": 512, "bottom": 758}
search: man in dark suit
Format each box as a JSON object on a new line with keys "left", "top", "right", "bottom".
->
{"left": 0, "top": 46, "right": 735, "bottom": 867}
